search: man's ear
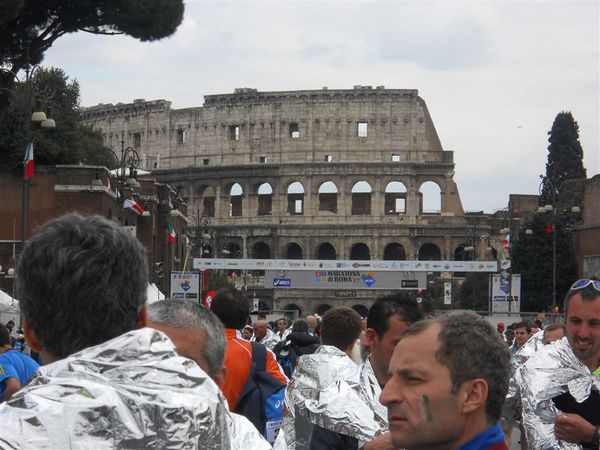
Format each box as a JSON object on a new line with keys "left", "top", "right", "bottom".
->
{"left": 213, "top": 365, "right": 227, "bottom": 390}
{"left": 23, "top": 318, "right": 42, "bottom": 353}
{"left": 459, "top": 378, "right": 488, "bottom": 415}
{"left": 138, "top": 304, "right": 148, "bottom": 328}
{"left": 365, "top": 328, "right": 378, "bottom": 346}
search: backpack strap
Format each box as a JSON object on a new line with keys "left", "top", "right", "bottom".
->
{"left": 250, "top": 341, "right": 267, "bottom": 373}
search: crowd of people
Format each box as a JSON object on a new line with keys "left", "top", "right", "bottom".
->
{"left": 0, "top": 212, "right": 597, "bottom": 450}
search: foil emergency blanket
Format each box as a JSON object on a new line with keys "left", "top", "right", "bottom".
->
{"left": 517, "top": 337, "right": 600, "bottom": 450}
{"left": 0, "top": 328, "right": 231, "bottom": 449}
{"left": 358, "top": 357, "right": 388, "bottom": 432}
{"left": 227, "top": 411, "right": 271, "bottom": 450}
{"left": 259, "top": 329, "right": 281, "bottom": 351}
{"left": 278, "top": 345, "right": 380, "bottom": 449}
{"left": 502, "top": 330, "right": 546, "bottom": 427}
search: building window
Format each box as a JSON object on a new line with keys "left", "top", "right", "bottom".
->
{"left": 325, "top": 154, "right": 332, "bottom": 162}
{"left": 260, "top": 156, "right": 268, "bottom": 163}
{"left": 177, "top": 129, "right": 186, "bottom": 144}
{"left": 289, "top": 123, "right": 300, "bottom": 138}
{"left": 357, "top": 122, "right": 368, "bottom": 138}
{"left": 392, "top": 153, "right": 400, "bottom": 162}
{"left": 133, "top": 132, "right": 141, "bottom": 148}
{"left": 229, "top": 125, "right": 240, "bottom": 141}
{"left": 203, "top": 158, "right": 210, "bottom": 166}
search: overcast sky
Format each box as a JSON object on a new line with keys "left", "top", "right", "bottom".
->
{"left": 43, "top": 1, "right": 599, "bottom": 213}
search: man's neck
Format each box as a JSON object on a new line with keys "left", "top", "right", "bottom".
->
{"left": 368, "top": 355, "right": 389, "bottom": 386}
{"left": 0, "top": 345, "right": 12, "bottom": 354}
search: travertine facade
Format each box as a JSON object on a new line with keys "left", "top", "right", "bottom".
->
{"left": 83, "top": 86, "right": 504, "bottom": 313}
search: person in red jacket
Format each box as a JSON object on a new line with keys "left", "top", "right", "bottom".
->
{"left": 210, "top": 287, "right": 287, "bottom": 410}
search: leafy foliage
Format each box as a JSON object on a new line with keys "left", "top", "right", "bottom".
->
{"left": 456, "top": 273, "right": 490, "bottom": 311}
{"left": 0, "top": 0, "right": 184, "bottom": 116}
{"left": 511, "top": 213, "right": 577, "bottom": 312}
{"left": 0, "top": 67, "right": 112, "bottom": 171}
{"left": 541, "top": 112, "right": 587, "bottom": 204}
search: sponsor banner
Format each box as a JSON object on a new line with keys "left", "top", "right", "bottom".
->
{"left": 193, "top": 258, "right": 498, "bottom": 272}
{"left": 265, "top": 270, "right": 427, "bottom": 290}
{"left": 170, "top": 271, "right": 200, "bottom": 300}
{"left": 491, "top": 274, "right": 521, "bottom": 313}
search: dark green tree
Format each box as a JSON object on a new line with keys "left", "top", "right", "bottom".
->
{"left": 456, "top": 273, "right": 489, "bottom": 311}
{"left": 0, "top": 0, "right": 184, "bottom": 116}
{"left": 541, "top": 111, "right": 586, "bottom": 204}
{"left": 0, "top": 67, "right": 112, "bottom": 171}
{"left": 511, "top": 213, "right": 577, "bottom": 312}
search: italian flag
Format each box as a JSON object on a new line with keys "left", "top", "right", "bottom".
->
{"left": 123, "top": 198, "right": 144, "bottom": 215}
{"left": 166, "top": 222, "right": 176, "bottom": 245}
{"left": 23, "top": 141, "right": 34, "bottom": 180}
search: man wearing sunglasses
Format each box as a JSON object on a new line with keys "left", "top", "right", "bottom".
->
{"left": 518, "top": 279, "right": 600, "bottom": 450}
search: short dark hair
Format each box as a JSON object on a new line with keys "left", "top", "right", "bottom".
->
{"left": 147, "top": 300, "right": 225, "bottom": 377}
{"left": 514, "top": 321, "right": 531, "bottom": 333}
{"left": 210, "top": 287, "right": 249, "bottom": 329}
{"left": 564, "top": 280, "right": 600, "bottom": 316}
{"left": 17, "top": 213, "right": 148, "bottom": 359}
{"left": 320, "top": 307, "right": 363, "bottom": 352}
{"left": 543, "top": 322, "right": 566, "bottom": 337}
{"left": 292, "top": 319, "right": 308, "bottom": 333}
{"left": 404, "top": 311, "right": 511, "bottom": 424}
{"left": 0, "top": 326, "right": 10, "bottom": 347}
{"left": 367, "top": 292, "right": 422, "bottom": 337}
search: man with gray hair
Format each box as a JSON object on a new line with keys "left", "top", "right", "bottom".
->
{"left": 380, "top": 310, "right": 512, "bottom": 450}
{"left": 0, "top": 213, "right": 230, "bottom": 448}
{"left": 147, "top": 300, "right": 270, "bottom": 449}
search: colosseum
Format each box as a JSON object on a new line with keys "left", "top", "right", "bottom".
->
{"left": 82, "top": 86, "right": 506, "bottom": 314}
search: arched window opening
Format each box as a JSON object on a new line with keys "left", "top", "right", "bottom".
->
{"left": 316, "top": 304, "right": 332, "bottom": 315}
{"left": 287, "top": 181, "right": 304, "bottom": 215}
{"left": 200, "top": 185, "right": 216, "bottom": 217}
{"left": 351, "top": 181, "right": 372, "bottom": 215}
{"left": 350, "top": 242, "right": 371, "bottom": 260}
{"left": 352, "top": 304, "right": 369, "bottom": 318}
{"left": 385, "top": 181, "right": 407, "bottom": 214}
{"left": 318, "top": 181, "right": 338, "bottom": 214}
{"left": 418, "top": 181, "right": 441, "bottom": 214}
{"left": 229, "top": 183, "right": 243, "bottom": 217}
{"left": 317, "top": 243, "right": 337, "bottom": 260}
{"left": 286, "top": 242, "right": 303, "bottom": 260}
{"left": 418, "top": 243, "right": 441, "bottom": 261}
{"left": 383, "top": 243, "right": 406, "bottom": 260}
{"left": 257, "top": 183, "right": 273, "bottom": 216}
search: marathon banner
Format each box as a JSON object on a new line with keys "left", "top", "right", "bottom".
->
{"left": 265, "top": 270, "right": 427, "bottom": 290}
{"left": 170, "top": 271, "right": 200, "bottom": 300}
{"left": 193, "top": 258, "right": 498, "bottom": 273}
{"left": 490, "top": 273, "right": 521, "bottom": 313}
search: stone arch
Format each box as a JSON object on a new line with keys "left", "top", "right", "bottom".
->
{"left": 228, "top": 182, "right": 243, "bottom": 217}
{"left": 384, "top": 181, "right": 407, "bottom": 214}
{"left": 383, "top": 242, "right": 407, "bottom": 260}
{"left": 287, "top": 181, "right": 304, "bottom": 215}
{"left": 318, "top": 181, "right": 338, "bottom": 214}
{"left": 283, "top": 303, "right": 302, "bottom": 315}
{"left": 418, "top": 243, "right": 441, "bottom": 260}
{"left": 257, "top": 182, "right": 273, "bottom": 216}
{"left": 351, "top": 180, "right": 372, "bottom": 215}
{"left": 285, "top": 242, "right": 303, "bottom": 259}
{"left": 199, "top": 185, "right": 216, "bottom": 217}
{"left": 316, "top": 242, "right": 337, "bottom": 260}
{"left": 252, "top": 241, "right": 272, "bottom": 259}
{"left": 454, "top": 243, "right": 473, "bottom": 261}
{"left": 418, "top": 180, "right": 442, "bottom": 214}
{"left": 316, "top": 303, "right": 332, "bottom": 315}
{"left": 223, "top": 241, "right": 242, "bottom": 258}
{"left": 350, "top": 242, "right": 371, "bottom": 260}
{"left": 352, "top": 304, "right": 369, "bottom": 318}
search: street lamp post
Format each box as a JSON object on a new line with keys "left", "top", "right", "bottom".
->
{"left": 1, "top": 65, "right": 56, "bottom": 246}
{"left": 539, "top": 176, "right": 558, "bottom": 310}
{"left": 100, "top": 134, "right": 140, "bottom": 208}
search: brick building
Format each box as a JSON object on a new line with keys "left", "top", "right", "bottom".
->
{"left": 0, "top": 165, "right": 188, "bottom": 298}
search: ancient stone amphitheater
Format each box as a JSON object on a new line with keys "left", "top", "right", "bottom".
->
{"left": 82, "top": 86, "right": 503, "bottom": 314}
